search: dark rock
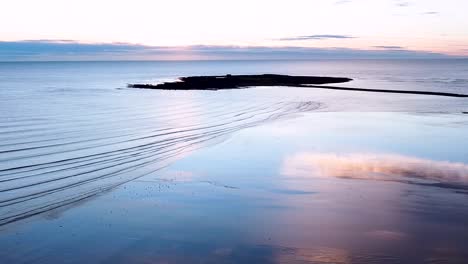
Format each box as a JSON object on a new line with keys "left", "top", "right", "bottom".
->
{"left": 128, "top": 74, "right": 468, "bottom": 98}
{"left": 128, "top": 74, "right": 352, "bottom": 90}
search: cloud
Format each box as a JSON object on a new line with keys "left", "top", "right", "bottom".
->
{"left": 334, "top": 0, "right": 352, "bottom": 4}
{"left": 373, "top": 45, "right": 405, "bottom": 49}
{"left": 0, "top": 40, "right": 457, "bottom": 61}
{"left": 394, "top": 1, "right": 410, "bottom": 7}
{"left": 422, "top": 11, "right": 439, "bottom": 15}
{"left": 0, "top": 40, "right": 147, "bottom": 56}
{"left": 279, "top": 35, "right": 355, "bottom": 41}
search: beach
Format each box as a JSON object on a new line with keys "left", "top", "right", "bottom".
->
{"left": 1, "top": 60, "right": 468, "bottom": 263}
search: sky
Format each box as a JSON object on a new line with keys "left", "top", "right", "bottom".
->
{"left": 1, "top": 0, "right": 467, "bottom": 60}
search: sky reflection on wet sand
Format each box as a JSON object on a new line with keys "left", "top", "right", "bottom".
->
{"left": 282, "top": 152, "right": 468, "bottom": 189}
{"left": 1, "top": 112, "right": 467, "bottom": 263}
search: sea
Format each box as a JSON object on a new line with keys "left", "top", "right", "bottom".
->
{"left": 0, "top": 60, "right": 467, "bottom": 263}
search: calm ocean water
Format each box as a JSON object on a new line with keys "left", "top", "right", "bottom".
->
{"left": 1, "top": 60, "right": 468, "bottom": 117}
{"left": 0, "top": 60, "right": 468, "bottom": 263}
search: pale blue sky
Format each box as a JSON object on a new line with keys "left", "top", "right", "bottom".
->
{"left": 1, "top": 0, "right": 467, "bottom": 59}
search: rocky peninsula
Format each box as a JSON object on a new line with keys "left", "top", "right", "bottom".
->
{"left": 128, "top": 74, "right": 468, "bottom": 98}
{"left": 128, "top": 74, "right": 352, "bottom": 90}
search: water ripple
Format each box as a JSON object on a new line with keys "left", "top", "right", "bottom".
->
{"left": 0, "top": 98, "right": 320, "bottom": 226}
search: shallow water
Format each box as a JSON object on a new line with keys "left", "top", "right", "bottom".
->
{"left": 0, "top": 60, "right": 468, "bottom": 263}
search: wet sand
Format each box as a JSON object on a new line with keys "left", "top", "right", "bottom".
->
{"left": 1, "top": 112, "right": 467, "bottom": 263}
{"left": 0, "top": 100, "right": 318, "bottom": 226}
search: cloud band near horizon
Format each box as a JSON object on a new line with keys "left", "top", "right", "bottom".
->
{"left": 0, "top": 40, "right": 462, "bottom": 61}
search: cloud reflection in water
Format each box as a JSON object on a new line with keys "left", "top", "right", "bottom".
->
{"left": 282, "top": 153, "right": 468, "bottom": 189}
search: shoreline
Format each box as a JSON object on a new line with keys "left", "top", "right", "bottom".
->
{"left": 303, "top": 84, "right": 468, "bottom": 98}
